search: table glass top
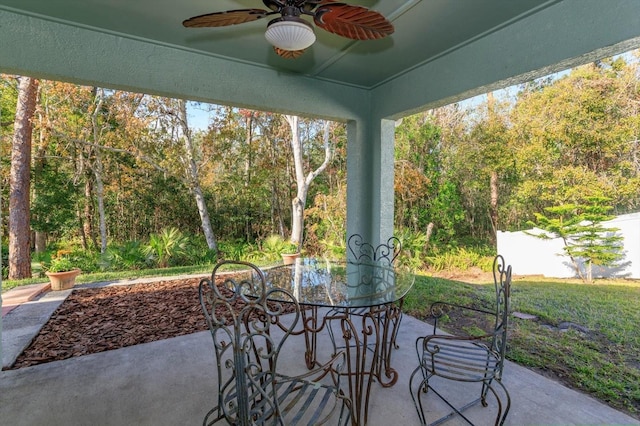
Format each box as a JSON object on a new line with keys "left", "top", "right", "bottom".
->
{"left": 257, "top": 258, "right": 415, "bottom": 308}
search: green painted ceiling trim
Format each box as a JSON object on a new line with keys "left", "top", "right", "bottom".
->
{"left": 370, "top": 0, "right": 640, "bottom": 120}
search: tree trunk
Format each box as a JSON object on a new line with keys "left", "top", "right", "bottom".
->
{"left": 33, "top": 103, "right": 48, "bottom": 254}
{"left": 178, "top": 100, "right": 218, "bottom": 251}
{"left": 286, "top": 117, "right": 332, "bottom": 247}
{"left": 490, "top": 169, "right": 498, "bottom": 246}
{"left": 425, "top": 222, "right": 434, "bottom": 251}
{"left": 244, "top": 113, "right": 253, "bottom": 239}
{"left": 91, "top": 88, "right": 108, "bottom": 254}
{"left": 8, "top": 77, "right": 39, "bottom": 279}
{"left": 82, "top": 175, "right": 97, "bottom": 249}
{"left": 244, "top": 113, "right": 252, "bottom": 187}
{"left": 287, "top": 115, "right": 305, "bottom": 247}
{"left": 34, "top": 232, "right": 47, "bottom": 253}
{"left": 93, "top": 153, "right": 107, "bottom": 254}
{"left": 268, "top": 127, "right": 285, "bottom": 236}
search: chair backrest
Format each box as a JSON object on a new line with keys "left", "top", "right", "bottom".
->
{"left": 492, "top": 254, "right": 512, "bottom": 369}
{"left": 347, "top": 234, "right": 402, "bottom": 265}
{"left": 199, "top": 260, "right": 302, "bottom": 425}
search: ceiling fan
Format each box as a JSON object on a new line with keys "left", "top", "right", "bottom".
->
{"left": 182, "top": 0, "right": 394, "bottom": 59}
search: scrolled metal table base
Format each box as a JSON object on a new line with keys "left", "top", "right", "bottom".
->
{"left": 301, "top": 302, "right": 404, "bottom": 426}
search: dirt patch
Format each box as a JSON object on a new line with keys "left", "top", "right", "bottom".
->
{"left": 428, "top": 267, "right": 494, "bottom": 283}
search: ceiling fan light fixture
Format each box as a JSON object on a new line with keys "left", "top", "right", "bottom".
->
{"left": 265, "top": 18, "right": 316, "bottom": 51}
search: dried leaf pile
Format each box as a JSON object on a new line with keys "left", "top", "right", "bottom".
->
{"left": 9, "top": 277, "right": 294, "bottom": 369}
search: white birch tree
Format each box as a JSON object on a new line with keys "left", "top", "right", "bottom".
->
{"left": 176, "top": 99, "right": 218, "bottom": 251}
{"left": 285, "top": 116, "right": 332, "bottom": 248}
{"left": 90, "top": 88, "right": 108, "bottom": 254}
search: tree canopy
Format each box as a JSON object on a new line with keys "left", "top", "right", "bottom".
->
{"left": 2, "top": 51, "right": 640, "bottom": 273}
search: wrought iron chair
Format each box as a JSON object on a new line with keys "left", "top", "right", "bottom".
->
{"left": 409, "top": 255, "right": 512, "bottom": 426}
{"left": 199, "top": 260, "right": 351, "bottom": 426}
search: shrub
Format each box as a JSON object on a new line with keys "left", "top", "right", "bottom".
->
{"left": 102, "top": 241, "right": 147, "bottom": 271}
{"left": 177, "top": 235, "right": 218, "bottom": 266}
{"left": 1, "top": 241, "right": 8, "bottom": 279}
{"left": 44, "top": 249, "right": 98, "bottom": 273}
{"left": 426, "top": 246, "right": 494, "bottom": 272}
{"left": 395, "top": 229, "right": 430, "bottom": 270}
{"left": 46, "top": 255, "right": 76, "bottom": 273}
{"left": 247, "top": 235, "right": 298, "bottom": 262}
{"left": 317, "top": 237, "right": 346, "bottom": 260}
{"left": 218, "top": 240, "right": 249, "bottom": 261}
{"left": 143, "top": 227, "right": 188, "bottom": 268}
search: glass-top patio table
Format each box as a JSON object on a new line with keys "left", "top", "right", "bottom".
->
{"left": 256, "top": 258, "right": 416, "bottom": 426}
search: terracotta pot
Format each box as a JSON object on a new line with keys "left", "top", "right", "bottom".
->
{"left": 45, "top": 269, "right": 81, "bottom": 291}
{"left": 281, "top": 253, "right": 300, "bottom": 265}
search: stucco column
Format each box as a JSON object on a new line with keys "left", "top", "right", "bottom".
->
{"left": 346, "top": 117, "right": 396, "bottom": 247}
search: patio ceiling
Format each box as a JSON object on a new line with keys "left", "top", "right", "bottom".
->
{"left": 2, "top": 0, "right": 640, "bottom": 120}
{"left": 0, "top": 0, "right": 565, "bottom": 90}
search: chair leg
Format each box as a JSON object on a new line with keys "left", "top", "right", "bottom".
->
{"left": 481, "top": 380, "right": 490, "bottom": 407}
{"left": 477, "top": 379, "right": 512, "bottom": 426}
{"left": 301, "top": 305, "right": 326, "bottom": 369}
{"left": 409, "top": 369, "right": 511, "bottom": 426}
{"left": 409, "top": 365, "right": 433, "bottom": 425}
{"left": 493, "top": 379, "right": 511, "bottom": 426}
{"left": 203, "top": 405, "right": 224, "bottom": 426}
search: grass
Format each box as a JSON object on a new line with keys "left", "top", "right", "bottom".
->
{"left": 403, "top": 274, "right": 640, "bottom": 418}
{"left": 1, "top": 264, "right": 216, "bottom": 293}
{"left": 1, "top": 259, "right": 283, "bottom": 292}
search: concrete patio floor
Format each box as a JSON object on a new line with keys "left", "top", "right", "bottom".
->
{"left": 1, "top": 283, "right": 639, "bottom": 426}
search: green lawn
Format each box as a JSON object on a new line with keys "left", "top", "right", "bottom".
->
{"left": 1, "top": 264, "right": 215, "bottom": 293}
{"left": 403, "top": 274, "right": 640, "bottom": 418}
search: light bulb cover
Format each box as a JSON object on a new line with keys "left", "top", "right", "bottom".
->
{"left": 265, "top": 19, "right": 315, "bottom": 51}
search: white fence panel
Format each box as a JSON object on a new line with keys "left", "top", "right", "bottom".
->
{"left": 497, "top": 212, "right": 640, "bottom": 279}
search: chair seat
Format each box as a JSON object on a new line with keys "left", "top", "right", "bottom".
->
{"left": 206, "top": 372, "right": 347, "bottom": 426}
{"left": 423, "top": 337, "right": 501, "bottom": 382}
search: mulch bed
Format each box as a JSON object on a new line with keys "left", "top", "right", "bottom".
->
{"left": 8, "top": 278, "right": 206, "bottom": 369}
{"left": 7, "top": 276, "right": 293, "bottom": 370}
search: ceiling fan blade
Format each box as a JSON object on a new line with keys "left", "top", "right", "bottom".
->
{"left": 274, "top": 47, "right": 307, "bottom": 59}
{"left": 183, "top": 9, "right": 270, "bottom": 28}
{"left": 313, "top": 3, "right": 394, "bottom": 40}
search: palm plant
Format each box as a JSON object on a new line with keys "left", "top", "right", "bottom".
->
{"left": 248, "top": 235, "right": 298, "bottom": 261}
{"left": 143, "top": 228, "right": 188, "bottom": 268}
{"left": 103, "top": 241, "right": 146, "bottom": 270}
